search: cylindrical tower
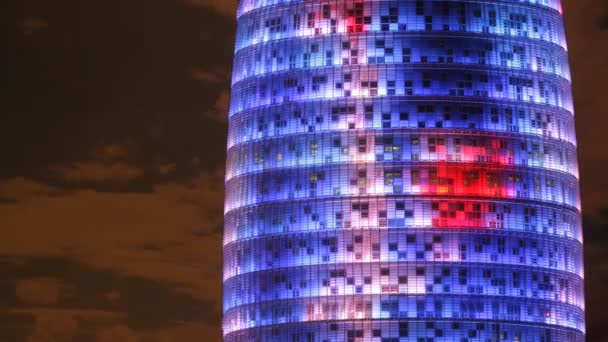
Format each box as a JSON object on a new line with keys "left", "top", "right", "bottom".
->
{"left": 223, "top": 0, "right": 585, "bottom": 341}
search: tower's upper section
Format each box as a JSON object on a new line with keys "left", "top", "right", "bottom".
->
{"left": 229, "top": 0, "right": 572, "bottom": 117}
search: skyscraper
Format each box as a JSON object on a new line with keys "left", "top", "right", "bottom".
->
{"left": 223, "top": 0, "right": 585, "bottom": 341}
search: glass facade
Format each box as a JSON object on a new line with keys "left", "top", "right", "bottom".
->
{"left": 223, "top": 0, "right": 584, "bottom": 341}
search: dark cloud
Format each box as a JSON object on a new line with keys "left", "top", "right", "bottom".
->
{"left": 8, "top": 0, "right": 233, "bottom": 186}
{"left": 0, "top": 168, "right": 224, "bottom": 340}
{"left": 599, "top": 15, "right": 608, "bottom": 31}
{"left": 0, "top": 256, "right": 221, "bottom": 341}
{"left": 583, "top": 211, "right": 608, "bottom": 342}
{"left": 0, "top": 312, "right": 32, "bottom": 342}
{"left": 182, "top": 0, "right": 238, "bottom": 17}
{"left": 21, "top": 17, "right": 49, "bottom": 35}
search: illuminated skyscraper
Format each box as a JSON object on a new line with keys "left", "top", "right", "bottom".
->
{"left": 223, "top": 0, "right": 584, "bottom": 341}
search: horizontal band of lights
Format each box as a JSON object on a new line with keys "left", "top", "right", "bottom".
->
{"left": 226, "top": 133, "right": 579, "bottom": 179}
{"left": 229, "top": 68, "right": 573, "bottom": 115}
{"left": 223, "top": 199, "right": 581, "bottom": 243}
{"left": 232, "top": 36, "right": 571, "bottom": 84}
{"left": 223, "top": 230, "right": 584, "bottom": 279}
{"left": 227, "top": 101, "right": 577, "bottom": 148}
{"left": 223, "top": 0, "right": 585, "bottom": 341}
{"left": 233, "top": 1, "right": 566, "bottom": 50}
{"left": 236, "top": 0, "right": 565, "bottom": 18}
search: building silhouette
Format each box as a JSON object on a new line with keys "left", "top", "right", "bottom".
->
{"left": 223, "top": 0, "right": 584, "bottom": 340}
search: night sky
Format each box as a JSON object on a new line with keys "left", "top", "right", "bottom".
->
{"left": 4, "top": 0, "right": 608, "bottom": 341}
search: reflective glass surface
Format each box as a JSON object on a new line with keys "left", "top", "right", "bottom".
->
{"left": 223, "top": 1, "right": 584, "bottom": 341}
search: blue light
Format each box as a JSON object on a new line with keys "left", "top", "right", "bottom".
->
{"left": 223, "top": 1, "right": 584, "bottom": 341}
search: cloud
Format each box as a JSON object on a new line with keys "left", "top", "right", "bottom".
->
{"left": 96, "top": 325, "right": 139, "bottom": 342}
{"left": 600, "top": 15, "right": 608, "bottom": 31}
{"left": 12, "top": 308, "right": 127, "bottom": 324}
{"left": 0, "top": 168, "right": 226, "bottom": 338}
{"left": 51, "top": 144, "right": 143, "bottom": 184}
{"left": 205, "top": 89, "right": 230, "bottom": 123}
{"left": 16, "top": 278, "right": 62, "bottom": 306}
{"left": 159, "top": 163, "right": 177, "bottom": 176}
{"left": 0, "top": 168, "right": 224, "bottom": 305}
{"left": 182, "top": 0, "right": 237, "bottom": 17}
{"left": 11, "top": 308, "right": 127, "bottom": 342}
{"left": 93, "top": 144, "right": 131, "bottom": 161}
{"left": 214, "top": 89, "right": 230, "bottom": 114}
{"left": 582, "top": 210, "right": 608, "bottom": 341}
{"left": 22, "top": 17, "right": 49, "bottom": 35}
{"left": 105, "top": 289, "right": 121, "bottom": 304}
{"left": 0, "top": 178, "right": 59, "bottom": 202}
{"left": 190, "top": 67, "right": 226, "bottom": 83}
{"left": 54, "top": 161, "right": 143, "bottom": 183}
{"left": 190, "top": 67, "right": 231, "bottom": 122}
{"left": 5, "top": 255, "right": 218, "bottom": 340}
{"left": 25, "top": 311, "right": 78, "bottom": 342}
{"left": 149, "top": 321, "right": 221, "bottom": 342}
